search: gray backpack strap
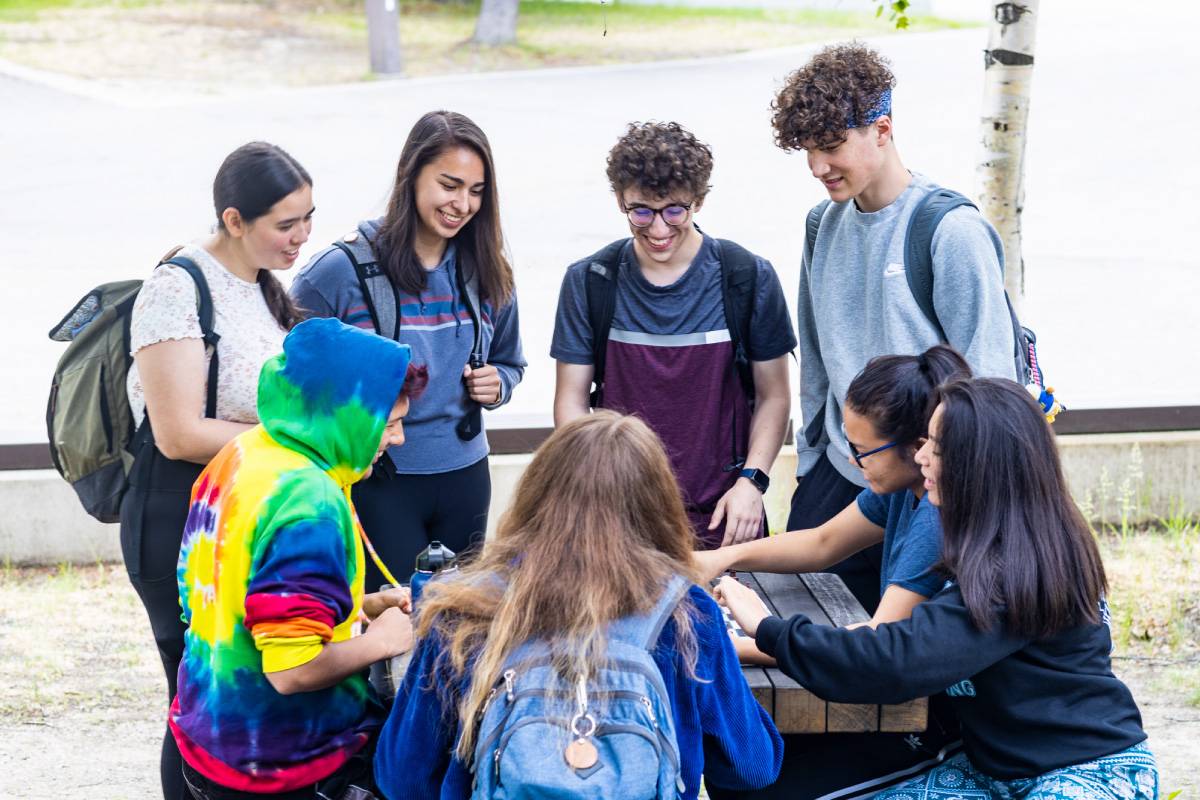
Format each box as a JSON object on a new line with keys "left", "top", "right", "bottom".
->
{"left": 804, "top": 199, "right": 831, "bottom": 267}
{"left": 334, "top": 228, "right": 400, "bottom": 340}
{"left": 608, "top": 575, "right": 690, "bottom": 651}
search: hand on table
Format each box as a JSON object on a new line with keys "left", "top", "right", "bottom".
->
{"left": 464, "top": 363, "right": 502, "bottom": 405}
{"left": 710, "top": 479, "right": 764, "bottom": 547}
{"left": 713, "top": 575, "right": 773, "bottom": 638}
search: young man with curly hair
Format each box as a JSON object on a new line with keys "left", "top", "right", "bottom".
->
{"left": 551, "top": 122, "right": 795, "bottom": 551}
{"left": 777, "top": 43, "right": 1017, "bottom": 608}
{"left": 705, "top": 42, "right": 1019, "bottom": 800}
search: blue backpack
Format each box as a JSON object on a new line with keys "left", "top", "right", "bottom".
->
{"left": 468, "top": 575, "right": 690, "bottom": 800}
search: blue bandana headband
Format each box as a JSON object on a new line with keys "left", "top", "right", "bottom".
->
{"left": 848, "top": 89, "right": 892, "bottom": 128}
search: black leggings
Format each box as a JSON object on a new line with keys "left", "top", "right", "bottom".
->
{"left": 709, "top": 452, "right": 958, "bottom": 800}
{"left": 351, "top": 456, "right": 491, "bottom": 592}
{"left": 120, "top": 448, "right": 203, "bottom": 800}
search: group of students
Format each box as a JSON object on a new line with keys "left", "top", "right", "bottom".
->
{"left": 115, "top": 40, "right": 1158, "bottom": 800}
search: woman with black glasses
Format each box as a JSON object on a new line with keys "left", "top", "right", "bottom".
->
{"left": 695, "top": 344, "right": 969, "bottom": 640}
{"left": 699, "top": 344, "right": 969, "bottom": 800}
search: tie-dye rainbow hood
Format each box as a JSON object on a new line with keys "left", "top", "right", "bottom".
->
{"left": 170, "top": 318, "right": 412, "bottom": 793}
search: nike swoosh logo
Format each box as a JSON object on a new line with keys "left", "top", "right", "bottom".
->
{"left": 884, "top": 262, "right": 905, "bottom": 276}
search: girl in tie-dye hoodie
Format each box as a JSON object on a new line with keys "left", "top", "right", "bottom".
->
{"left": 171, "top": 317, "right": 426, "bottom": 799}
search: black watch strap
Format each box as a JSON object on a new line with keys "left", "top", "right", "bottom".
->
{"left": 739, "top": 467, "right": 770, "bottom": 494}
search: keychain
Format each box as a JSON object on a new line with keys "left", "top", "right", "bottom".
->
{"left": 564, "top": 674, "right": 599, "bottom": 770}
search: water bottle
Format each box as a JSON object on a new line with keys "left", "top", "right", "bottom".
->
{"left": 410, "top": 540, "right": 456, "bottom": 605}
{"left": 368, "top": 582, "right": 412, "bottom": 699}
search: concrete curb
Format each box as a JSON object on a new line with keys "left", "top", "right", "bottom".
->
{"left": 4, "top": 433, "right": 1196, "bottom": 566}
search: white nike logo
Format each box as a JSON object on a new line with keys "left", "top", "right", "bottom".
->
{"left": 884, "top": 262, "right": 906, "bottom": 276}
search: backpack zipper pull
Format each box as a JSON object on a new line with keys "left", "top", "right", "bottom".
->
{"left": 640, "top": 695, "right": 657, "bottom": 727}
{"left": 503, "top": 669, "right": 516, "bottom": 701}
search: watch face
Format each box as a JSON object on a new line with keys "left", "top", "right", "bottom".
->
{"left": 743, "top": 468, "right": 769, "bottom": 493}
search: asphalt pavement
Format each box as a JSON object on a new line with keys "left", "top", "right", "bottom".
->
{"left": 2, "top": 0, "right": 1197, "bottom": 442}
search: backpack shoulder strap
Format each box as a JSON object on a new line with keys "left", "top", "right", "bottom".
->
{"left": 334, "top": 227, "right": 400, "bottom": 339}
{"left": 804, "top": 199, "right": 831, "bottom": 267}
{"left": 715, "top": 239, "right": 759, "bottom": 400}
{"left": 163, "top": 256, "right": 219, "bottom": 419}
{"left": 454, "top": 250, "right": 486, "bottom": 366}
{"left": 582, "top": 239, "right": 629, "bottom": 408}
{"left": 903, "top": 187, "right": 980, "bottom": 342}
{"left": 609, "top": 575, "right": 690, "bottom": 651}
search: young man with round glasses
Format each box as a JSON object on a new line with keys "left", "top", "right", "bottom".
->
{"left": 551, "top": 121, "right": 795, "bottom": 551}
{"left": 778, "top": 43, "right": 1017, "bottom": 611}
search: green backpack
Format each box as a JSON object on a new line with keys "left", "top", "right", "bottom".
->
{"left": 46, "top": 255, "right": 217, "bottom": 523}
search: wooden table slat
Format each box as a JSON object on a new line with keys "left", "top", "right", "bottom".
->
{"left": 749, "top": 571, "right": 829, "bottom": 733}
{"left": 800, "top": 573, "right": 870, "bottom": 626}
{"left": 726, "top": 571, "right": 927, "bottom": 735}
{"left": 728, "top": 573, "right": 776, "bottom": 720}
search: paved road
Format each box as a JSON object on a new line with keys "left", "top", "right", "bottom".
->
{"left": 3, "top": 0, "right": 1197, "bottom": 442}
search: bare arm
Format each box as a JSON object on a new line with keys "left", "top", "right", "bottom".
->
{"left": 710, "top": 356, "right": 793, "bottom": 546}
{"left": 744, "top": 356, "right": 791, "bottom": 476}
{"left": 266, "top": 606, "right": 413, "bottom": 695}
{"left": 136, "top": 338, "right": 251, "bottom": 463}
{"left": 553, "top": 361, "right": 594, "bottom": 427}
{"left": 847, "top": 585, "right": 929, "bottom": 631}
{"left": 695, "top": 502, "right": 883, "bottom": 582}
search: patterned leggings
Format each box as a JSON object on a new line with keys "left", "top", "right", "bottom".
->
{"left": 872, "top": 743, "right": 1157, "bottom": 800}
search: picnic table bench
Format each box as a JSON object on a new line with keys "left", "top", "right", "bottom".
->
{"left": 723, "top": 571, "right": 927, "bottom": 735}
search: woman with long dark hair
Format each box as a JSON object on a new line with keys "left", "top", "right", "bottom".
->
{"left": 373, "top": 411, "right": 782, "bottom": 799}
{"left": 718, "top": 378, "right": 1157, "bottom": 798}
{"left": 292, "top": 110, "right": 524, "bottom": 591}
{"left": 122, "top": 141, "right": 311, "bottom": 799}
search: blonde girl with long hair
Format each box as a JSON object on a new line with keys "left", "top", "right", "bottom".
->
{"left": 374, "top": 410, "right": 782, "bottom": 799}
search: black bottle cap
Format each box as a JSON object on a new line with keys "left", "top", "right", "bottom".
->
{"left": 415, "top": 540, "right": 456, "bottom": 572}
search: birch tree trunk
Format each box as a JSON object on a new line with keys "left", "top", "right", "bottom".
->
{"left": 473, "top": 0, "right": 520, "bottom": 46}
{"left": 976, "top": 1, "right": 1039, "bottom": 316}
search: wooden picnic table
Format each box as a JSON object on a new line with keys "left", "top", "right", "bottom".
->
{"left": 726, "top": 571, "right": 927, "bottom": 735}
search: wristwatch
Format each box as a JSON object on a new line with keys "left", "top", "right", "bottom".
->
{"left": 739, "top": 467, "right": 770, "bottom": 494}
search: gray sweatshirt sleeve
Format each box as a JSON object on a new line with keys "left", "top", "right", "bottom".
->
{"left": 930, "top": 208, "right": 1019, "bottom": 381}
{"left": 485, "top": 294, "right": 526, "bottom": 409}
{"left": 795, "top": 247, "right": 829, "bottom": 477}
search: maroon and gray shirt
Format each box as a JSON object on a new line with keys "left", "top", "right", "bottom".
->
{"left": 551, "top": 235, "right": 796, "bottom": 549}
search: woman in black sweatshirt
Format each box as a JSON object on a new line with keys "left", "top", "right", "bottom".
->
{"left": 717, "top": 378, "right": 1158, "bottom": 799}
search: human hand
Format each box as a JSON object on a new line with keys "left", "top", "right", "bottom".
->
{"left": 709, "top": 479, "right": 764, "bottom": 547}
{"left": 693, "top": 547, "right": 734, "bottom": 584}
{"left": 713, "top": 576, "right": 773, "bottom": 638}
{"left": 363, "top": 586, "right": 411, "bottom": 620}
{"left": 366, "top": 606, "right": 414, "bottom": 660}
{"left": 463, "top": 363, "right": 502, "bottom": 405}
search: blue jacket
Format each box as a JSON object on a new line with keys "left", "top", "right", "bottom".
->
{"left": 375, "top": 585, "right": 783, "bottom": 799}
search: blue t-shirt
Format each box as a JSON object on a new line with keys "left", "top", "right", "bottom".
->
{"left": 856, "top": 489, "right": 944, "bottom": 598}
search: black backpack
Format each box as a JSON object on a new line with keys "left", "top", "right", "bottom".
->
{"left": 333, "top": 227, "right": 487, "bottom": 441}
{"left": 582, "top": 238, "right": 759, "bottom": 408}
{"left": 46, "top": 255, "right": 218, "bottom": 522}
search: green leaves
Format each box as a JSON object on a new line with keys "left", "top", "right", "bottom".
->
{"left": 874, "top": 0, "right": 911, "bottom": 29}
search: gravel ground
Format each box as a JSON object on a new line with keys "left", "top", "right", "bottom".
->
{"left": 0, "top": 561, "right": 1196, "bottom": 799}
